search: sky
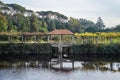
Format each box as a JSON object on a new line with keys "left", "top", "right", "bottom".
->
{"left": 1, "top": 0, "right": 120, "bottom": 27}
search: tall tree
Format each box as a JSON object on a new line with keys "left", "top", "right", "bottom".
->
{"left": 7, "top": 16, "right": 14, "bottom": 32}
{"left": 7, "top": 4, "right": 26, "bottom": 13}
{"left": 79, "top": 19, "right": 96, "bottom": 29}
{"left": 48, "top": 20, "right": 56, "bottom": 31}
{"left": 68, "top": 17, "right": 82, "bottom": 33}
{"left": 96, "top": 17, "right": 105, "bottom": 31}
{"left": 30, "top": 14, "right": 39, "bottom": 32}
{"left": 114, "top": 25, "right": 120, "bottom": 32}
{"left": 12, "top": 13, "right": 27, "bottom": 32}
{"left": 85, "top": 27, "right": 96, "bottom": 32}
{"left": 39, "top": 22, "right": 48, "bottom": 32}
{"left": 0, "top": 14, "right": 8, "bottom": 32}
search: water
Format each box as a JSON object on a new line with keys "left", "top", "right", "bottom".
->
{"left": 0, "top": 61, "right": 120, "bottom": 80}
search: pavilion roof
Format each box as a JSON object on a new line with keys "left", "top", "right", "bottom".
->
{"left": 48, "top": 29, "right": 74, "bottom": 35}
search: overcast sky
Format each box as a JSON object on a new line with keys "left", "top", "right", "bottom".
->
{"left": 1, "top": 0, "right": 120, "bottom": 27}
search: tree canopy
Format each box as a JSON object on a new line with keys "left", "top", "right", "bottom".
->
{"left": 0, "top": 14, "right": 8, "bottom": 32}
{"left": 96, "top": 17, "right": 105, "bottom": 31}
{"left": 0, "top": 1, "right": 120, "bottom": 33}
{"left": 7, "top": 4, "right": 26, "bottom": 13}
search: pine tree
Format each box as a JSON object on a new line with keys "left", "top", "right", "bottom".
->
{"left": 96, "top": 17, "right": 105, "bottom": 31}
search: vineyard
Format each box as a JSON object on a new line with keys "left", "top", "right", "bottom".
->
{"left": 0, "top": 32, "right": 120, "bottom": 44}
{"left": 75, "top": 32, "right": 120, "bottom": 44}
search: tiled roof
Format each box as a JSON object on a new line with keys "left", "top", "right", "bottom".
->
{"left": 48, "top": 29, "right": 74, "bottom": 35}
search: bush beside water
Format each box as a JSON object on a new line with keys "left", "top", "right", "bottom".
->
{"left": 70, "top": 43, "right": 120, "bottom": 61}
{"left": 0, "top": 43, "right": 52, "bottom": 61}
{"left": 71, "top": 43, "right": 120, "bottom": 54}
{"left": 0, "top": 43, "right": 120, "bottom": 61}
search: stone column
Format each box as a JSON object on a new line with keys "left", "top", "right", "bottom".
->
{"left": 37, "top": 36, "right": 39, "bottom": 43}
{"left": 8, "top": 36, "right": 11, "bottom": 42}
{"left": 34, "top": 36, "right": 37, "bottom": 42}
{"left": 72, "top": 60, "right": 74, "bottom": 70}
{"left": 59, "top": 35, "right": 62, "bottom": 42}
{"left": 110, "top": 37, "right": 112, "bottom": 44}
{"left": 21, "top": 36, "right": 24, "bottom": 43}
{"left": 110, "top": 62, "right": 113, "bottom": 70}
{"left": 24, "top": 36, "right": 26, "bottom": 42}
{"left": 72, "top": 35, "right": 74, "bottom": 43}
{"left": 96, "top": 37, "right": 98, "bottom": 44}
{"left": 8, "top": 35, "right": 12, "bottom": 43}
{"left": 48, "top": 35, "right": 50, "bottom": 42}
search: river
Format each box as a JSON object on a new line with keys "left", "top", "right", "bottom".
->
{"left": 0, "top": 61, "right": 120, "bottom": 80}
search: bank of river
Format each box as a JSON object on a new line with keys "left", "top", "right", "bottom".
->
{"left": 0, "top": 43, "right": 120, "bottom": 61}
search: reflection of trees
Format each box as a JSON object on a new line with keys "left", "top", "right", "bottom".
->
{"left": 81, "top": 61, "right": 120, "bottom": 71}
{"left": 0, "top": 61, "right": 50, "bottom": 68}
{"left": 81, "top": 62, "right": 95, "bottom": 70}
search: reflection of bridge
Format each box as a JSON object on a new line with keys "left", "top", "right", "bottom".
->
{"left": 49, "top": 42, "right": 75, "bottom": 70}
{"left": 50, "top": 42, "right": 73, "bottom": 47}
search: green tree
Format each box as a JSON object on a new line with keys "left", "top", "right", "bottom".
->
{"left": 6, "top": 15, "right": 13, "bottom": 32}
{"left": 103, "top": 28, "right": 114, "bottom": 32}
{"left": 79, "top": 18, "right": 96, "bottom": 32}
{"left": 40, "top": 22, "right": 48, "bottom": 32}
{"left": 114, "top": 25, "right": 120, "bottom": 32}
{"left": 0, "top": 1, "right": 5, "bottom": 6}
{"left": 68, "top": 17, "right": 82, "bottom": 33}
{"left": 96, "top": 17, "right": 105, "bottom": 31}
{"left": 0, "top": 14, "right": 8, "bottom": 32}
{"left": 30, "top": 14, "right": 39, "bottom": 32}
{"left": 6, "top": 15, "right": 17, "bottom": 32}
{"left": 48, "top": 21, "right": 56, "bottom": 31}
{"left": 23, "top": 17, "right": 30, "bottom": 32}
{"left": 12, "top": 13, "right": 26, "bottom": 32}
{"left": 85, "top": 27, "right": 96, "bottom": 32}
{"left": 7, "top": 4, "right": 26, "bottom": 13}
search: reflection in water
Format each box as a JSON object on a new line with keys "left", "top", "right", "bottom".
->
{"left": 0, "top": 61, "right": 49, "bottom": 68}
{"left": 80, "top": 61, "right": 120, "bottom": 71}
{"left": 0, "top": 61, "right": 120, "bottom": 80}
{"left": 0, "top": 61, "right": 120, "bottom": 71}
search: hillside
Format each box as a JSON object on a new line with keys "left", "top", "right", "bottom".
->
{"left": 0, "top": 1, "right": 119, "bottom": 33}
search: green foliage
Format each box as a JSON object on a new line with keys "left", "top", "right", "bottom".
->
{"left": 7, "top": 4, "right": 26, "bottom": 13}
{"left": 72, "top": 44, "right": 97, "bottom": 54}
{"left": 40, "top": 22, "right": 48, "bottom": 32}
{"left": 49, "top": 21, "right": 56, "bottom": 31}
{"left": 0, "top": 14, "right": 8, "bottom": 32}
{"left": 30, "top": 14, "right": 39, "bottom": 32}
{"left": 0, "top": 1, "right": 120, "bottom": 33}
{"left": 0, "top": 43, "right": 52, "bottom": 54}
{"left": 71, "top": 43, "right": 120, "bottom": 54}
{"left": 1, "top": 7, "right": 10, "bottom": 10}
{"left": 75, "top": 32, "right": 120, "bottom": 44}
{"left": 114, "top": 25, "right": 120, "bottom": 32}
{"left": 36, "top": 11, "right": 68, "bottom": 21}
{"left": 96, "top": 17, "right": 105, "bottom": 31}
{"left": 96, "top": 44, "right": 106, "bottom": 53}
{"left": 85, "top": 27, "right": 96, "bottom": 32}
{"left": 6, "top": 15, "right": 16, "bottom": 32}
{"left": 79, "top": 19, "right": 96, "bottom": 32}
{"left": 13, "top": 13, "right": 30, "bottom": 32}
{"left": 0, "top": 1, "right": 5, "bottom": 6}
{"left": 68, "top": 17, "right": 82, "bottom": 33}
